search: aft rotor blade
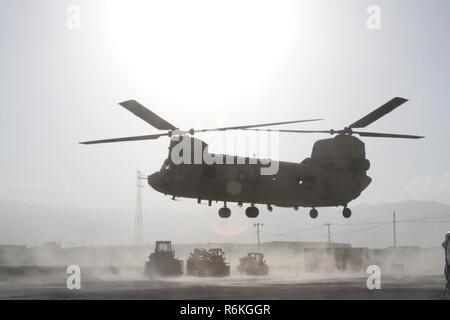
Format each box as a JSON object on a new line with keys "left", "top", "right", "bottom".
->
{"left": 80, "top": 133, "right": 169, "bottom": 145}
{"left": 355, "top": 131, "right": 424, "bottom": 139}
{"left": 195, "top": 119, "right": 323, "bottom": 133}
{"left": 243, "top": 129, "right": 333, "bottom": 134}
{"left": 246, "top": 128, "right": 424, "bottom": 139}
{"left": 119, "top": 100, "right": 177, "bottom": 130}
{"left": 349, "top": 97, "right": 408, "bottom": 129}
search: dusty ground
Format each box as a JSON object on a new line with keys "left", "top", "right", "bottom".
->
{"left": 0, "top": 267, "right": 446, "bottom": 299}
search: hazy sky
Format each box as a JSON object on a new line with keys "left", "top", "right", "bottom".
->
{"left": 1, "top": 0, "right": 449, "bottom": 246}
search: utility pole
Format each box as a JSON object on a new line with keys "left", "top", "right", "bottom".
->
{"left": 393, "top": 211, "right": 397, "bottom": 248}
{"left": 134, "top": 170, "right": 144, "bottom": 245}
{"left": 325, "top": 223, "right": 331, "bottom": 247}
{"left": 254, "top": 223, "right": 263, "bottom": 252}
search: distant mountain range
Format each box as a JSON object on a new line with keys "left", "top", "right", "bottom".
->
{"left": 0, "top": 200, "right": 449, "bottom": 248}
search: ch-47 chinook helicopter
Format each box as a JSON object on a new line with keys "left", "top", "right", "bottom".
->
{"left": 81, "top": 97, "right": 423, "bottom": 219}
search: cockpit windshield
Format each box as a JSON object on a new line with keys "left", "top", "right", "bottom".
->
{"left": 157, "top": 242, "right": 171, "bottom": 252}
{"left": 160, "top": 159, "right": 171, "bottom": 172}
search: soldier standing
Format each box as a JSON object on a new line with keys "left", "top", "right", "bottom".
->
{"left": 443, "top": 232, "right": 450, "bottom": 299}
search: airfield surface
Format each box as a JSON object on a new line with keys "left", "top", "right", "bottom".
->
{"left": 0, "top": 268, "right": 445, "bottom": 299}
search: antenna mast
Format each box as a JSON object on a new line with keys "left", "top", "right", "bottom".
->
{"left": 134, "top": 170, "right": 144, "bottom": 245}
{"left": 254, "top": 223, "right": 263, "bottom": 252}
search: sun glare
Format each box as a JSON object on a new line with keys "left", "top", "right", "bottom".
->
{"left": 212, "top": 222, "right": 249, "bottom": 236}
{"left": 102, "top": 0, "right": 296, "bottom": 99}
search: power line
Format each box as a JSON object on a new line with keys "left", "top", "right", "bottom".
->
{"left": 332, "top": 222, "right": 384, "bottom": 226}
{"left": 261, "top": 222, "right": 391, "bottom": 240}
{"left": 402, "top": 220, "right": 450, "bottom": 224}
{"left": 330, "top": 213, "right": 450, "bottom": 226}
{"left": 398, "top": 214, "right": 450, "bottom": 223}
{"left": 227, "top": 212, "right": 450, "bottom": 244}
{"left": 261, "top": 224, "right": 324, "bottom": 237}
{"left": 259, "top": 230, "right": 327, "bottom": 240}
{"left": 331, "top": 222, "right": 392, "bottom": 236}
{"left": 227, "top": 229, "right": 257, "bottom": 244}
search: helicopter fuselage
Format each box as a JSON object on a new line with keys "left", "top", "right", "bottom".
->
{"left": 81, "top": 97, "right": 422, "bottom": 219}
{"left": 147, "top": 135, "right": 372, "bottom": 209}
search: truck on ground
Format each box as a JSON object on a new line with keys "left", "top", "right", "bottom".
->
{"left": 237, "top": 253, "right": 269, "bottom": 276}
{"left": 144, "top": 241, "right": 183, "bottom": 277}
{"left": 186, "top": 248, "right": 230, "bottom": 277}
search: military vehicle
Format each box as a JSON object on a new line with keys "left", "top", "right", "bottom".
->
{"left": 186, "top": 248, "right": 230, "bottom": 277}
{"left": 82, "top": 97, "right": 423, "bottom": 219}
{"left": 144, "top": 241, "right": 183, "bottom": 277}
{"left": 237, "top": 253, "right": 269, "bottom": 276}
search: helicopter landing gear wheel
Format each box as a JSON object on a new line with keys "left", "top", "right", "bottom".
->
{"left": 343, "top": 207, "right": 352, "bottom": 219}
{"left": 218, "top": 207, "right": 231, "bottom": 218}
{"left": 309, "top": 208, "right": 318, "bottom": 219}
{"left": 245, "top": 205, "right": 259, "bottom": 218}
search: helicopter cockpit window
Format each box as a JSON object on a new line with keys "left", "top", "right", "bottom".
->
{"left": 160, "top": 160, "right": 171, "bottom": 171}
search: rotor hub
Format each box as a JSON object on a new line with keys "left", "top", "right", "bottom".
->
{"left": 342, "top": 127, "right": 353, "bottom": 135}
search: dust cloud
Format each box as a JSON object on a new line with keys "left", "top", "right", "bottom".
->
{"left": 0, "top": 242, "right": 445, "bottom": 286}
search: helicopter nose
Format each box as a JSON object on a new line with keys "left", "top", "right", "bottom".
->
{"left": 147, "top": 172, "right": 162, "bottom": 190}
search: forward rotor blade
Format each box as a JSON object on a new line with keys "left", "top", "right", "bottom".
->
{"left": 80, "top": 133, "right": 169, "bottom": 145}
{"left": 349, "top": 97, "right": 408, "bottom": 129}
{"left": 119, "top": 100, "right": 177, "bottom": 130}
{"left": 195, "top": 119, "right": 323, "bottom": 133}
{"left": 354, "top": 131, "right": 424, "bottom": 139}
